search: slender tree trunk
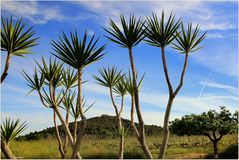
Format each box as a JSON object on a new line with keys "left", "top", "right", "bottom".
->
{"left": 53, "top": 110, "right": 65, "bottom": 159}
{"left": 128, "top": 48, "right": 153, "bottom": 159}
{"left": 1, "top": 141, "right": 16, "bottom": 159}
{"left": 63, "top": 109, "right": 69, "bottom": 157}
{"left": 130, "top": 95, "right": 140, "bottom": 138}
{"left": 158, "top": 95, "right": 174, "bottom": 159}
{"left": 72, "top": 68, "right": 86, "bottom": 159}
{"left": 118, "top": 116, "right": 124, "bottom": 159}
{"left": 54, "top": 107, "right": 81, "bottom": 159}
{"left": 74, "top": 119, "right": 78, "bottom": 142}
{"left": 159, "top": 48, "right": 189, "bottom": 159}
{"left": 213, "top": 141, "right": 219, "bottom": 159}
{"left": 1, "top": 53, "right": 11, "bottom": 83}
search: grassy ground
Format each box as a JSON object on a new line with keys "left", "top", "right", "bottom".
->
{"left": 2, "top": 134, "right": 238, "bottom": 159}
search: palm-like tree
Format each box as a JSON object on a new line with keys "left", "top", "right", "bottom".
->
{"left": 1, "top": 16, "right": 38, "bottom": 83}
{"left": 145, "top": 12, "right": 206, "bottom": 158}
{"left": 23, "top": 58, "right": 78, "bottom": 159}
{"left": 1, "top": 118, "right": 27, "bottom": 159}
{"left": 51, "top": 30, "right": 106, "bottom": 158}
{"left": 93, "top": 66, "right": 126, "bottom": 159}
{"left": 104, "top": 14, "right": 153, "bottom": 159}
{"left": 123, "top": 72, "right": 145, "bottom": 139}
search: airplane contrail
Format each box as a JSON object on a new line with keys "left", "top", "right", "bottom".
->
{"left": 197, "top": 69, "right": 213, "bottom": 101}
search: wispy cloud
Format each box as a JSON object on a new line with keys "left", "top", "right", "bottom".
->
{"left": 199, "top": 80, "right": 237, "bottom": 95}
{"left": 2, "top": 1, "right": 66, "bottom": 24}
{"left": 207, "top": 33, "right": 224, "bottom": 39}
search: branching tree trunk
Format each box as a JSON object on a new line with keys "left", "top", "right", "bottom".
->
{"left": 159, "top": 48, "right": 189, "bottom": 158}
{"left": 1, "top": 141, "right": 16, "bottom": 159}
{"left": 74, "top": 119, "right": 78, "bottom": 142}
{"left": 128, "top": 48, "right": 153, "bottom": 159}
{"left": 63, "top": 109, "right": 69, "bottom": 157}
{"left": 1, "top": 53, "right": 11, "bottom": 83}
{"left": 72, "top": 69, "right": 86, "bottom": 159}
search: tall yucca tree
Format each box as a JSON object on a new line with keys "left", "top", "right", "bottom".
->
{"left": 145, "top": 12, "right": 206, "bottom": 158}
{"left": 1, "top": 16, "right": 38, "bottom": 83}
{"left": 123, "top": 72, "right": 144, "bottom": 139}
{"left": 23, "top": 58, "right": 79, "bottom": 159}
{"left": 1, "top": 118, "right": 27, "bottom": 159}
{"left": 93, "top": 66, "right": 126, "bottom": 159}
{"left": 104, "top": 14, "right": 153, "bottom": 159}
{"left": 52, "top": 31, "right": 106, "bottom": 158}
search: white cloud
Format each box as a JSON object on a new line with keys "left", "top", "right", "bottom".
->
{"left": 1, "top": 1, "right": 66, "bottom": 24}
{"left": 199, "top": 80, "right": 237, "bottom": 95}
{"left": 207, "top": 33, "right": 224, "bottom": 39}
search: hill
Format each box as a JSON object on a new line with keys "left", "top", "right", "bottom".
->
{"left": 19, "top": 115, "right": 162, "bottom": 140}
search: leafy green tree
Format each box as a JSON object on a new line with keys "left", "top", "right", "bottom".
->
{"left": 104, "top": 14, "right": 153, "bottom": 159}
{"left": 52, "top": 31, "right": 106, "bottom": 158}
{"left": 145, "top": 12, "right": 206, "bottom": 158}
{"left": 1, "top": 118, "right": 27, "bottom": 159}
{"left": 93, "top": 67, "right": 126, "bottom": 159}
{"left": 1, "top": 16, "right": 38, "bottom": 83}
{"left": 170, "top": 107, "right": 238, "bottom": 159}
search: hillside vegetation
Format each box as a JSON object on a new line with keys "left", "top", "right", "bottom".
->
{"left": 19, "top": 115, "right": 162, "bottom": 140}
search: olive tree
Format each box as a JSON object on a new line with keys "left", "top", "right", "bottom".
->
{"left": 170, "top": 106, "right": 238, "bottom": 159}
{"left": 145, "top": 12, "right": 206, "bottom": 158}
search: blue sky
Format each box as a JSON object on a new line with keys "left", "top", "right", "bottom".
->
{"left": 1, "top": 1, "right": 238, "bottom": 133}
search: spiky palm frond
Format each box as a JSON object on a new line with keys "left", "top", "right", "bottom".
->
{"left": 22, "top": 68, "right": 45, "bottom": 93}
{"left": 172, "top": 23, "right": 207, "bottom": 53}
{"left": 92, "top": 67, "right": 123, "bottom": 88}
{"left": 113, "top": 78, "right": 127, "bottom": 96}
{"left": 1, "top": 118, "right": 27, "bottom": 143}
{"left": 145, "top": 11, "right": 181, "bottom": 47}
{"left": 1, "top": 16, "right": 38, "bottom": 56}
{"left": 62, "top": 91, "right": 76, "bottom": 111}
{"left": 62, "top": 67, "right": 78, "bottom": 89}
{"left": 35, "top": 57, "right": 63, "bottom": 87}
{"left": 104, "top": 14, "right": 145, "bottom": 48}
{"left": 123, "top": 72, "right": 145, "bottom": 96}
{"left": 51, "top": 31, "right": 106, "bottom": 69}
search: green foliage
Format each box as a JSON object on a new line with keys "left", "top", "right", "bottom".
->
{"left": 1, "top": 16, "right": 38, "bottom": 56}
{"left": 145, "top": 11, "right": 181, "bottom": 47}
{"left": 123, "top": 71, "right": 145, "bottom": 96}
{"left": 170, "top": 107, "right": 238, "bottom": 137}
{"left": 104, "top": 14, "right": 145, "bottom": 48}
{"left": 1, "top": 118, "right": 27, "bottom": 143}
{"left": 93, "top": 66, "right": 123, "bottom": 88}
{"left": 172, "top": 23, "right": 207, "bottom": 53}
{"left": 51, "top": 31, "right": 106, "bottom": 69}
{"left": 113, "top": 78, "right": 127, "bottom": 96}
{"left": 19, "top": 115, "right": 162, "bottom": 140}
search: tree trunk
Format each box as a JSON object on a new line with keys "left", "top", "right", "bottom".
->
{"left": 72, "top": 69, "right": 86, "bottom": 159}
{"left": 1, "top": 53, "right": 11, "bottom": 83}
{"left": 74, "top": 119, "right": 78, "bottom": 142}
{"left": 118, "top": 116, "right": 124, "bottom": 159}
{"left": 63, "top": 109, "right": 69, "bottom": 157}
{"left": 128, "top": 48, "right": 153, "bottom": 159}
{"left": 213, "top": 141, "right": 219, "bottom": 159}
{"left": 1, "top": 141, "right": 16, "bottom": 159}
{"left": 158, "top": 48, "right": 189, "bottom": 159}
{"left": 53, "top": 110, "right": 65, "bottom": 159}
{"left": 54, "top": 107, "right": 81, "bottom": 159}
{"left": 159, "top": 96, "right": 174, "bottom": 159}
{"left": 130, "top": 95, "right": 140, "bottom": 138}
